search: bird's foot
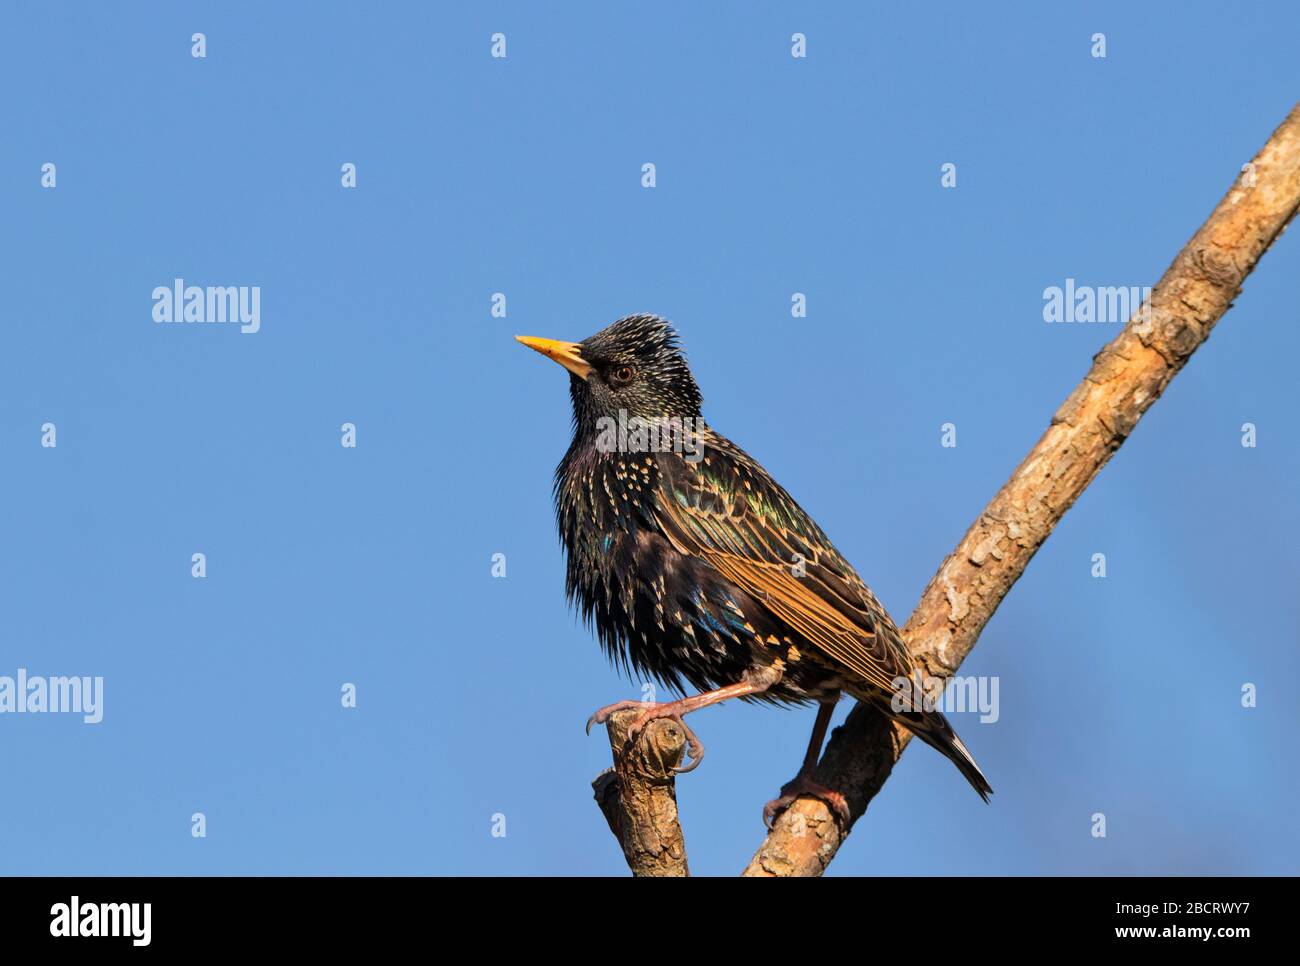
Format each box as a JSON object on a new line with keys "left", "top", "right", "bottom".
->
{"left": 585, "top": 699, "right": 706, "bottom": 774}
{"left": 585, "top": 699, "right": 656, "bottom": 735}
{"left": 763, "top": 769, "right": 850, "bottom": 829}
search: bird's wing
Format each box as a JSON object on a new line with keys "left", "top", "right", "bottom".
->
{"left": 651, "top": 433, "right": 914, "bottom": 693}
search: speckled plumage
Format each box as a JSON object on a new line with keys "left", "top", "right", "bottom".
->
{"left": 558, "top": 428, "right": 867, "bottom": 706}
{"left": 528, "top": 314, "right": 991, "bottom": 802}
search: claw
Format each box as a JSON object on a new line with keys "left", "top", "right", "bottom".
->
{"left": 626, "top": 707, "right": 706, "bottom": 774}
{"left": 584, "top": 699, "right": 654, "bottom": 735}
{"left": 668, "top": 717, "right": 705, "bottom": 774}
{"left": 763, "top": 772, "right": 850, "bottom": 829}
{"left": 584, "top": 699, "right": 707, "bottom": 774}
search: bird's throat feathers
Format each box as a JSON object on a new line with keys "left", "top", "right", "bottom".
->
{"left": 582, "top": 405, "right": 707, "bottom": 465}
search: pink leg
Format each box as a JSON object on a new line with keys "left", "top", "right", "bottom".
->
{"left": 763, "top": 699, "right": 850, "bottom": 828}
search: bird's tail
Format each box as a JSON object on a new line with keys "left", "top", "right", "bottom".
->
{"left": 874, "top": 698, "right": 993, "bottom": 802}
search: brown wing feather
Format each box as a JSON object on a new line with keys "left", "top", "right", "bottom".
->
{"left": 653, "top": 432, "right": 916, "bottom": 695}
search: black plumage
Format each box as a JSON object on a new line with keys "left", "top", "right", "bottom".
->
{"left": 518, "top": 315, "right": 991, "bottom": 823}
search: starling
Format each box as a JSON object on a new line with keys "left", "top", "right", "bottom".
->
{"left": 518, "top": 315, "right": 991, "bottom": 825}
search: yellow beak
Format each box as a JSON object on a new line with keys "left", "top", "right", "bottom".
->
{"left": 515, "top": 335, "right": 593, "bottom": 380}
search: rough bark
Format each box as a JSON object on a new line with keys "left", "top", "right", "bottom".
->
{"left": 592, "top": 711, "right": 690, "bottom": 876}
{"left": 742, "top": 102, "right": 1300, "bottom": 877}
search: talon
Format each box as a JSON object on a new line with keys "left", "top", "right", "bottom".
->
{"left": 762, "top": 801, "right": 781, "bottom": 829}
{"left": 626, "top": 709, "right": 707, "bottom": 774}
{"left": 584, "top": 699, "right": 655, "bottom": 735}
{"left": 763, "top": 772, "right": 850, "bottom": 829}
{"left": 670, "top": 718, "right": 705, "bottom": 773}
{"left": 588, "top": 701, "right": 709, "bottom": 774}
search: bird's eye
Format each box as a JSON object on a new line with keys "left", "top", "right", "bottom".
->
{"left": 611, "top": 365, "right": 635, "bottom": 385}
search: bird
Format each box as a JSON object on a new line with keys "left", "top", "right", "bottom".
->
{"left": 517, "top": 314, "right": 991, "bottom": 826}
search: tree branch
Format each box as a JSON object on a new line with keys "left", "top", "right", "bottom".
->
{"left": 742, "top": 102, "right": 1300, "bottom": 876}
{"left": 591, "top": 710, "right": 690, "bottom": 876}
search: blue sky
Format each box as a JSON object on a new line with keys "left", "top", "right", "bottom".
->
{"left": 1, "top": 1, "right": 1297, "bottom": 875}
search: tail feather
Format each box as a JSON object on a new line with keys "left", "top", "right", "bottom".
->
{"left": 878, "top": 700, "right": 993, "bottom": 801}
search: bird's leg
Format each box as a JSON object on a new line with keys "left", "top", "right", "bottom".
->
{"left": 586, "top": 665, "right": 782, "bottom": 774}
{"left": 763, "top": 698, "right": 851, "bottom": 829}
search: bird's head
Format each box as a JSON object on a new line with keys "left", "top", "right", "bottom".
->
{"left": 517, "top": 315, "right": 703, "bottom": 435}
